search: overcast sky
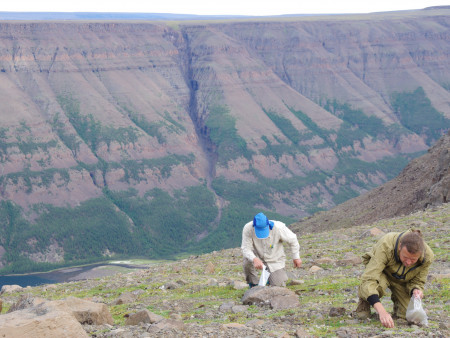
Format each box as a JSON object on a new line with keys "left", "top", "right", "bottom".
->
{"left": 0, "top": 1, "right": 447, "bottom": 16}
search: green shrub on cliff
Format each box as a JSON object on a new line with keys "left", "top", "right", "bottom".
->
{"left": 205, "top": 105, "right": 253, "bottom": 164}
{"left": 391, "top": 87, "right": 450, "bottom": 145}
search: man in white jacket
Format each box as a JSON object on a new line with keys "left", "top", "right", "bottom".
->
{"left": 241, "top": 212, "right": 302, "bottom": 287}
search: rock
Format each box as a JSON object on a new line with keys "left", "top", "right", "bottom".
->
{"left": 205, "top": 261, "right": 215, "bottom": 274}
{"left": 336, "top": 328, "right": 358, "bottom": 337}
{"left": 51, "top": 296, "right": 114, "bottom": 325}
{"left": 170, "top": 312, "right": 182, "bottom": 320}
{"left": 314, "top": 257, "right": 336, "bottom": 265}
{"left": 329, "top": 307, "right": 346, "bottom": 317}
{"left": 112, "top": 291, "right": 137, "bottom": 305}
{"left": 245, "top": 319, "right": 265, "bottom": 327}
{"left": 7, "top": 294, "right": 46, "bottom": 313}
{"left": 207, "top": 278, "right": 218, "bottom": 286}
{"left": 131, "top": 289, "right": 145, "bottom": 296}
{"left": 125, "top": 309, "right": 164, "bottom": 325}
{"left": 233, "top": 280, "right": 249, "bottom": 290}
{"left": 295, "top": 327, "right": 311, "bottom": 337}
{"left": 360, "top": 227, "right": 385, "bottom": 238}
{"left": 231, "top": 305, "right": 248, "bottom": 313}
{"left": 439, "top": 322, "right": 449, "bottom": 330}
{"left": 242, "top": 286, "right": 300, "bottom": 309}
{"left": 309, "top": 265, "right": 323, "bottom": 273}
{"left": 162, "top": 282, "right": 180, "bottom": 290}
{"left": 0, "top": 301, "right": 89, "bottom": 337}
{"left": 271, "top": 295, "right": 300, "bottom": 310}
{"left": 1, "top": 284, "right": 23, "bottom": 294}
{"left": 429, "top": 273, "right": 450, "bottom": 281}
{"left": 147, "top": 318, "right": 185, "bottom": 333}
{"left": 288, "top": 279, "right": 305, "bottom": 285}
{"left": 223, "top": 323, "right": 246, "bottom": 329}
{"left": 337, "top": 252, "right": 362, "bottom": 266}
{"left": 219, "top": 302, "right": 235, "bottom": 312}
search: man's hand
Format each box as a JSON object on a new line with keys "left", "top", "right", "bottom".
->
{"left": 253, "top": 257, "right": 264, "bottom": 270}
{"left": 293, "top": 258, "right": 302, "bottom": 268}
{"left": 373, "top": 303, "right": 394, "bottom": 328}
{"left": 413, "top": 288, "right": 423, "bottom": 299}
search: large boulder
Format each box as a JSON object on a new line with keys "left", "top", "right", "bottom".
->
{"left": 0, "top": 296, "right": 114, "bottom": 337}
{"left": 51, "top": 296, "right": 114, "bottom": 325}
{"left": 1, "top": 284, "right": 23, "bottom": 294}
{"left": 242, "top": 286, "right": 300, "bottom": 310}
{"left": 7, "top": 294, "right": 46, "bottom": 313}
{"left": 0, "top": 303, "right": 89, "bottom": 337}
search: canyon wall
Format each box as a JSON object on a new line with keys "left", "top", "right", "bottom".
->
{"left": 0, "top": 9, "right": 449, "bottom": 269}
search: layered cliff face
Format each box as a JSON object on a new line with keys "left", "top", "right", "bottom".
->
{"left": 0, "top": 9, "right": 449, "bottom": 271}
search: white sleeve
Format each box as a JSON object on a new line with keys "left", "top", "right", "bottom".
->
{"left": 277, "top": 222, "right": 300, "bottom": 259}
{"left": 241, "top": 222, "right": 256, "bottom": 262}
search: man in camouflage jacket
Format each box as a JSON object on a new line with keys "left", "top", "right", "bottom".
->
{"left": 356, "top": 230, "right": 434, "bottom": 328}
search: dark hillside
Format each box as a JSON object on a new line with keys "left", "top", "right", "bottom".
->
{"left": 292, "top": 131, "right": 450, "bottom": 234}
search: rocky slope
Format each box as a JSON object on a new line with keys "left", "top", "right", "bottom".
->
{"left": 0, "top": 8, "right": 449, "bottom": 269}
{"left": 0, "top": 203, "right": 448, "bottom": 337}
{"left": 291, "top": 131, "right": 450, "bottom": 234}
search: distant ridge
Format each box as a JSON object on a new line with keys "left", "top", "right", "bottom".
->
{"left": 0, "top": 12, "right": 326, "bottom": 21}
{"left": 0, "top": 12, "right": 255, "bottom": 21}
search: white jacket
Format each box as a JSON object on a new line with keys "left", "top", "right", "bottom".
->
{"left": 241, "top": 220, "right": 300, "bottom": 272}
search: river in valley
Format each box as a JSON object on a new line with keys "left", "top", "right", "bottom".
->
{"left": 0, "top": 262, "right": 150, "bottom": 289}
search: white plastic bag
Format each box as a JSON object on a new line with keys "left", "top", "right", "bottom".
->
{"left": 406, "top": 295, "right": 428, "bottom": 326}
{"left": 258, "top": 265, "right": 271, "bottom": 286}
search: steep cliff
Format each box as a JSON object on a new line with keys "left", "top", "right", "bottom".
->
{"left": 0, "top": 9, "right": 449, "bottom": 271}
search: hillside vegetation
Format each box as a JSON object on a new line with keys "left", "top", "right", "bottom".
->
{"left": 1, "top": 203, "right": 448, "bottom": 337}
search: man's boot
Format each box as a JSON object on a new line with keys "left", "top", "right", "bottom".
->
{"left": 355, "top": 298, "right": 371, "bottom": 319}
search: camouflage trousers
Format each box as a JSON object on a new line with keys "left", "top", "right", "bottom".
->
{"left": 358, "top": 272, "right": 411, "bottom": 318}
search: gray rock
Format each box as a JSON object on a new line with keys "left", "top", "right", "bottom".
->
{"left": 314, "top": 257, "right": 336, "bottom": 265}
{"left": 0, "top": 296, "right": 114, "bottom": 337}
{"left": 112, "top": 291, "right": 137, "bottom": 305}
{"left": 163, "top": 282, "right": 180, "bottom": 290}
{"left": 329, "top": 307, "right": 346, "bottom": 317}
{"left": 337, "top": 252, "right": 362, "bottom": 266}
{"left": 242, "top": 286, "right": 299, "bottom": 309}
{"left": 231, "top": 305, "right": 248, "bottom": 313}
{"left": 309, "top": 265, "right": 323, "bottom": 273}
{"left": 147, "top": 318, "right": 185, "bottom": 333}
{"left": 233, "top": 280, "right": 249, "bottom": 290}
{"left": 1, "top": 284, "right": 23, "bottom": 294}
{"left": 219, "top": 301, "right": 235, "bottom": 312}
{"left": 125, "top": 309, "right": 164, "bottom": 325}
{"left": 336, "top": 328, "right": 358, "bottom": 337}
{"left": 295, "top": 327, "right": 311, "bottom": 337}
{"left": 7, "top": 294, "right": 46, "bottom": 313}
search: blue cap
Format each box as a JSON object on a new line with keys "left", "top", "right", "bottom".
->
{"left": 253, "top": 212, "right": 274, "bottom": 239}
